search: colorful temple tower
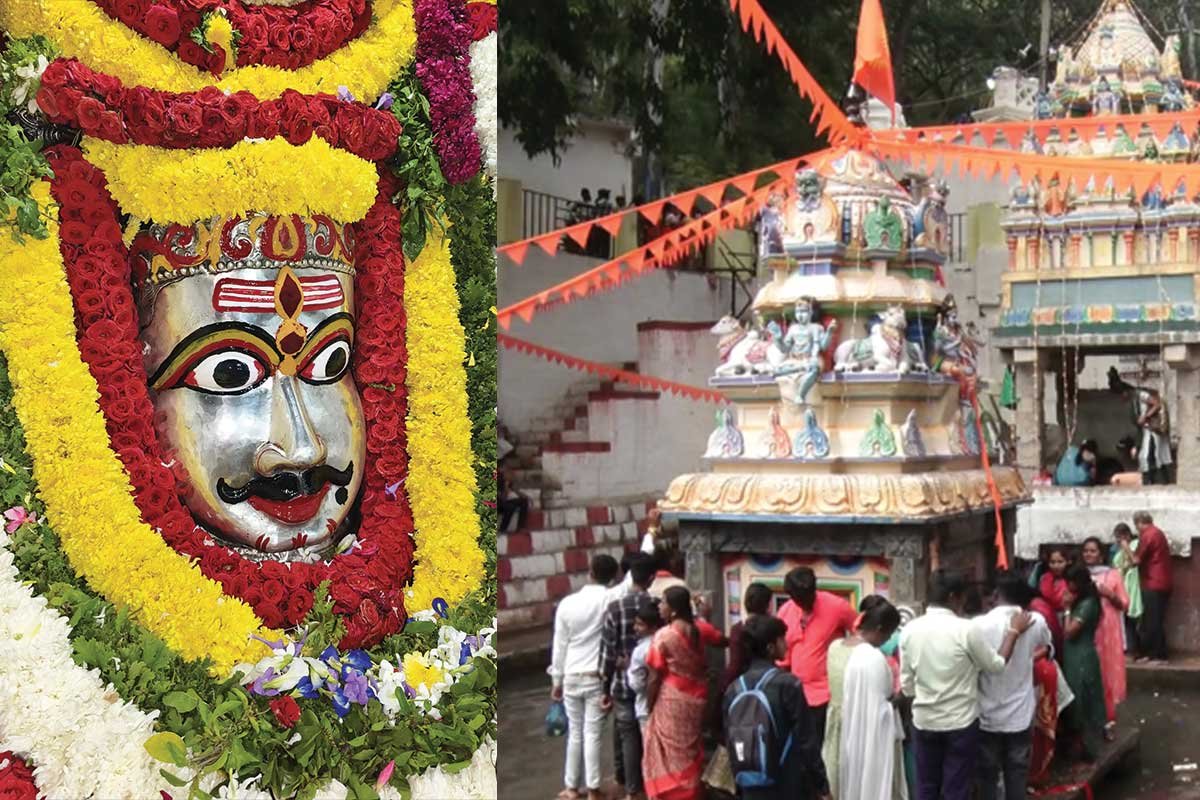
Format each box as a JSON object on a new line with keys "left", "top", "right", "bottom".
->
{"left": 661, "top": 147, "right": 1029, "bottom": 625}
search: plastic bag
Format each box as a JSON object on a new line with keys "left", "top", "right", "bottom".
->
{"left": 545, "top": 700, "right": 567, "bottom": 737}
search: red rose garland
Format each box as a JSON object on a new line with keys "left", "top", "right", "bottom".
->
{"left": 37, "top": 59, "right": 402, "bottom": 161}
{"left": 0, "top": 753, "right": 37, "bottom": 800}
{"left": 465, "top": 3, "right": 496, "bottom": 42}
{"left": 89, "top": 0, "right": 372, "bottom": 75}
{"left": 46, "top": 145, "right": 413, "bottom": 647}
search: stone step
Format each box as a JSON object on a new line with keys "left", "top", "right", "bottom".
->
{"left": 506, "top": 500, "right": 654, "bottom": 538}
{"left": 498, "top": 543, "right": 631, "bottom": 609}
{"left": 498, "top": 520, "right": 646, "bottom": 571}
{"left": 547, "top": 429, "right": 592, "bottom": 445}
{"left": 498, "top": 603, "right": 556, "bottom": 632}
{"left": 509, "top": 468, "right": 558, "bottom": 490}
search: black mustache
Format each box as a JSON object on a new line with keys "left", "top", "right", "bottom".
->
{"left": 216, "top": 462, "right": 355, "bottom": 504}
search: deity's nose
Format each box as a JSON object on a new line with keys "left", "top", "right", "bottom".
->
{"left": 255, "top": 374, "right": 328, "bottom": 475}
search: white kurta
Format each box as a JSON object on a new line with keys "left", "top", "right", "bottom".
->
{"left": 839, "top": 644, "right": 909, "bottom": 800}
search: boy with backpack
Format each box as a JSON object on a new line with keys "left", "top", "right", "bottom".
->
{"left": 722, "top": 615, "right": 830, "bottom": 800}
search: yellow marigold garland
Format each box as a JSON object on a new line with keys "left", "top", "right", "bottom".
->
{"left": 0, "top": 0, "right": 416, "bottom": 102}
{"left": 83, "top": 137, "right": 378, "bottom": 224}
{"left": 404, "top": 226, "right": 484, "bottom": 610}
{"left": 0, "top": 183, "right": 274, "bottom": 672}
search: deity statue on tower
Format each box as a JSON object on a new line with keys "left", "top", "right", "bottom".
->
{"left": 932, "top": 294, "right": 979, "bottom": 400}
{"left": 778, "top": 297, "right": 836, "bottom": 406}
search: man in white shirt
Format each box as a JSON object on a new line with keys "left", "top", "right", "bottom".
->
{"left": 974, "top": 575, "right": 1053, "bottom": 800}
{"left": 900, "top": 572, "right": 1035, "bottom": 800}
{"left": 549, "top": 554, "right": 620, "bottom": 800}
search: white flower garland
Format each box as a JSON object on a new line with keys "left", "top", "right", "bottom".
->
{"left": 0, "top": 531, "right": 497, "bottom": 798}
{"left": 469, "top": 32, "right": 497, "bottom": 180}
{"left": 0, "top": 532, "right": 169, "bottom": 799}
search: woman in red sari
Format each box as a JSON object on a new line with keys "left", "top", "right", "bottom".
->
{"left": 1081, "top": 536, "right": 1128, "bottom": 737}
{"left": 1038, "top": 547, "right": 1070, "bottom": 613}
{"left": 643, "top": 586, "right": 717, "bottom": 800}
{"left": 1028, "top": 646, "right": 1060, "bottom": 786}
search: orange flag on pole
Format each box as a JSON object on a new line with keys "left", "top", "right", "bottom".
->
{"left": 852, "top": 0, "right": 895, "bottom": 123}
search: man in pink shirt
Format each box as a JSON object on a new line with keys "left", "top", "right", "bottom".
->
{"left": 776, "top": 566, "right": 857, "bottom": 750}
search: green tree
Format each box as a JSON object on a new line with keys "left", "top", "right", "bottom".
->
{"left": 500, "top": 0, "right": 1192, "bottom": 189}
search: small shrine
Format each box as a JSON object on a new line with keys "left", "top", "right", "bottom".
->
{"left": 990, "top": 0, "right": 1200, "bottom": 560}
{"left": 661, "top": 146, "right": 1030, "bottom": 622}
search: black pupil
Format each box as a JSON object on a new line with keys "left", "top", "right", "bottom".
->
{"left": 214, "top": 359, "right": 251, "bottom": 389}
{"left": 325, "top": 347, "right": 347, "bottom": 377}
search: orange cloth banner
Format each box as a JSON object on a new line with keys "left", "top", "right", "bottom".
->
{"left": 868, "top": 136, "right": 1193, "bottom": 198}
{"left": 852, "top": 0, "right": 895, "bottom": 119}
{"left": 968, "top": 388, "right": 1008, "bottom": 571}
{"left": 727, "top": 0, "right": 860, "bottom": 145}
{"left": 496, "top": 157, "right": 804, "bottom": 264}
{"left": 498, "top": 333, "right": 729, "bottom": 404}
{"left": 874, "top": 108, "right": 1200, "bottom": 151}
{"left": 497, "top": 175, "right": 793, "bottom": 329}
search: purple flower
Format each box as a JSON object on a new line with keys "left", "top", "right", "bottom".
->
{"left": 343, "top": 670, "right": 372, "bottom": 705}
{"left": 412, "top": 0, "right": 482, "bottom": 184}
{"left": 401, "top": 681, "right": 417, "bottom": 699}
{"left": 337, "top": 85, "right": 356, "bottom": 103}
{"left": 250, "top": 667, "right": 280, "bottom": 697}
{"left": 374, "top": 92, "right": 395, "bottom": 111}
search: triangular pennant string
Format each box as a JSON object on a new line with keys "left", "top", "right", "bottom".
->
{"left": 499, "top": 333, "right": 729, "bottom": 405}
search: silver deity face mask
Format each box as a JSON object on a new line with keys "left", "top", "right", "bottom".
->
{"left": 135, "top": 217, "right": 366, "bottom": 557}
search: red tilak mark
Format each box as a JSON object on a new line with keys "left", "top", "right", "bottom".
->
{"left": 255, "top": 535, "right": 270, "bottom": 551}
{"left": 279, "top": 331, "right": 305, "bottom": 355}
{"left": 326, "top": 518, "right": 338, "bottom": 536}
{"left": 290, "top": 533, "right": 310, "bottom": 549}
{"left": 279, "top": 272, "right": 303, "bottom": 317}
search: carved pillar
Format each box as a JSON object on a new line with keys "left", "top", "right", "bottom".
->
{"left": 884, "top": 532, "right": 928, "bottom": 614}
{"left": 1169, "top": 228, "right": 1180, "bottom": 262}
{"left": 1123, "top": 231, "right": 1135, "bottom": 266}
{"left": 1012, "top": 348, "right": 1046, "bottom": 483}
{"left": 1070, "top": 234, "right": 1082, "bottom": 268}
{"left": 1028, "top": 237, "right": 1041, "bottom": 271}
{"left": 1165, "top": 345, "right": 1200, "bottom": 487}
{"left": 1007, "top": 237, "right": 1019, "bottom": 270}
{"left": 1189, "top": 228, "right": 1200, "bottom": 261}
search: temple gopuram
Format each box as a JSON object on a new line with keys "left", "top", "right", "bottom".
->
{"left": 660, "top": 144, "right": 1028, "bottom": 625}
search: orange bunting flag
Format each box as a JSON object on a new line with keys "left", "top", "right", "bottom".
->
{"left": 598, "top": 214, "right": 626, "bottom": 237}
{"left": 498, "top": 333, "right": 729, "bottom": 405}
{"left": 852, "top": 0, "right": 895, "bottom": 124}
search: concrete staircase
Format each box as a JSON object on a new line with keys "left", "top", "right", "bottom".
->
{"left": 499, "top": 372, "right": 659, "bottom": 632}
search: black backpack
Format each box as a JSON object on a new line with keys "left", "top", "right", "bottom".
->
{"left": 725, "top": 667, "right": 792, "bottom": 789}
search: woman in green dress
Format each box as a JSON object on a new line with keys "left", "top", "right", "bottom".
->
{"left": 1062, "top": 564, "right": 1106, "bottom": 762}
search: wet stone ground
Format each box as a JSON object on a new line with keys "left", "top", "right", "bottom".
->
{"left": 500, "top": 666, "right": 1200, "bottom": 800}
{"left": 1096, "top": 687, "right": 1200, "bottom": 800}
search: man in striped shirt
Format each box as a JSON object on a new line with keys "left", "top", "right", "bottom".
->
{"left": 600, "top": 553, "right": 656, "bottom": 800}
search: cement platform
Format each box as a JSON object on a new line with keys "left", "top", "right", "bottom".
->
{"left": 1036, "top": 726, "right": 1140, "bottom": 799}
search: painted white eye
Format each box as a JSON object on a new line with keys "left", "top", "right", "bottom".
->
{"left": 300, "top": 339, "right": 351, "bottom": 384}
{"left": 185, "top": 351, "right": 268, "bottom": 395}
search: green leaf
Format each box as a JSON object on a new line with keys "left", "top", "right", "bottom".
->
{"left": 159, "top": 769, "right": 189, "bottom": 788}
{"left": 163, "top": 691, "right": 198, "bottom": 713}
{"left": 144, "top": 732, "right": 189, "bottom": 767}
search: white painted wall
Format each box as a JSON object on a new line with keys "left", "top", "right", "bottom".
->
{"left": 499, "top": 120, "right": 636, "bottom": 201}
{"left": 499, "top": 248, "right": 734, "bottom": 434}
